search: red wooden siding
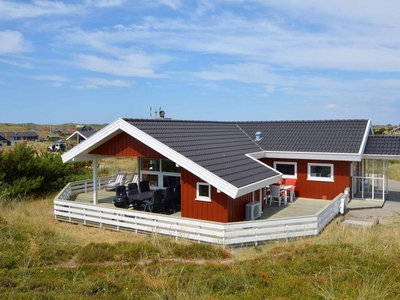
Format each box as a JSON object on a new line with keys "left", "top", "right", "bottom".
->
{"left": 261, "top": 158, "right": 351, "bottom": 200}
{"left": 90, "top": 132, "right": 163, "bottom": 158}
{"left": 180, "top": 168, "right": 260, "bottom": 223}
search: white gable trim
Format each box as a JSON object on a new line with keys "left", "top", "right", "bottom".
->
{"left": 62, "top": 118, "right": 274, "bottom": 199}
{"left": 358, "top": 119, "right": 373, "bottom": 157}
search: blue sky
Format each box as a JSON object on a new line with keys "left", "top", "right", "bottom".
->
{"left": 1, "top": 0, "right": 399, "bottom": 125}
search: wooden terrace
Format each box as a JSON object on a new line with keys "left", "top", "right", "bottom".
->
{"left": 71, "top": 189, "right": 333, "bottom": 221}
{"left": 54, "top": 177, "right": 345, "bottom": 246}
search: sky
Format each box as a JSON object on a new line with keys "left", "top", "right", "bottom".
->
{"left": 1, "top": 0, "right": 400, "bottom": 125}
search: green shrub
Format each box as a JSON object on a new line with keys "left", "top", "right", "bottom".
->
{"left": 0, "top": 143, "right": 93, "bottom": 200}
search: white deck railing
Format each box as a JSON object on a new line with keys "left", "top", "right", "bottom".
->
{"left": 54, "top": 178, "right": 342, "bottom": 246}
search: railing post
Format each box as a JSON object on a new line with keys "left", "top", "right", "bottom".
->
{"left": 198, "top": 226, "right": 201, "bottom": 243}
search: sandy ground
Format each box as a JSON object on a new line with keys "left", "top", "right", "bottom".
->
{"left": 347, "top": 179, "right": 400, "bottom": 224}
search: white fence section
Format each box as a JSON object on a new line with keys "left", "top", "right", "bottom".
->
{"left": 54, "top": 179, "right": 342, "bottom": 246}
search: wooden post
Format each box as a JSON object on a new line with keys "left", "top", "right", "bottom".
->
{"left": 93, "top": 157, "right": 98, "bottom": 205}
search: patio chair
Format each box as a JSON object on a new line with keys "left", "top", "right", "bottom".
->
{"left": 113, "top": 185, "right": 129, "bottom": 208}
{"left": 104, "top": 172, "right": 127, "bottom": 191}
{"left": 127, "top": 182, "right": 139, "bottom": 196}
{"left": 173, "top": 184, "right": 181, "bottom": 208}
{"left": 139, "top": 180, "right": 151, "bottom": 193}
{"left": 126, "top": 172, "right": 139, "bottom": 185}
{"left": 265, "top": 186, "right": 271, "bottom": 205}
{"left": 143, "top": 189, "right": 164, "bottom": 213}
{"left": 269, "top": 184, "right": 286, "bottom": 206}
{"left": 284, "top": 178, "right": 297, "bottom": 202}
{"left": 162, "top": 186, "right": 175, "bottom": 212}
{"left": 115, "top": 185, "right": 127, "bottom": 197}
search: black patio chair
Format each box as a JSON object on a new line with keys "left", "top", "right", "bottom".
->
{"left": 139, "top": 180, "right": 150, "bottom": 193}
{"left": 163, "top": 186, "right": 175, "bottom": 213}
{"left": 173, "top": 184, "right": 181, "bottom": 209}
{"left": 143, "top": 189, "right": 164, "bottom": 213}
{"left": 115, "top": 185, "right": 127, "bottom": 197}
{"left": 113, "top": 185, "right": 129, "bottom": 208}
{"left": 127, "top": 182, "right": 139, "bottom": 196}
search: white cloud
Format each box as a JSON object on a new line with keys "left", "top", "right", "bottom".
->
{"left": 30, "top": 74, "right": 67, "bottom": 81}
{"left": 0, "top": 0, "right": 84, "bottom": 20}
{"left": 73, "top": 54, "right": 170, "bottom": 78}
{"left": 73, "top": 77, "right": 134, "bottom": 89}
{"left": 325, "top": 104, "right": 337, "bottom": 109}
{"left": 0, "top": 30, "right": 31, "bottom": 54}
{"left": 84, "top": 0, "right": 126, "bottom": 8}
{"left": 148, "top": 0, "right": 182, "bottom": 10}
{"left": 0, "top": 57, "right": 33, "bottom": 68}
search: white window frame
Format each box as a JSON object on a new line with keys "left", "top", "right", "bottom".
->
{"left": 273, "top": 161, "right": 297, "bottom": 179}
{"left": 196, "top": 182, "right": 211, "bottom": 202}
{"left": 307, "top": 163, "right": 334, "bottom": 182}
{"left": 140, "top": 158, "right": 181, "bottom": 189}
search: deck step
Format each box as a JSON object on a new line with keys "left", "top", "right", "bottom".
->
{"left": 338, "top": 216, "right": 379, "bottom": 228}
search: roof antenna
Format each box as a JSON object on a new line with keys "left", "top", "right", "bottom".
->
{"left": 150, "top": 106, "right": 163, "bottom": 119}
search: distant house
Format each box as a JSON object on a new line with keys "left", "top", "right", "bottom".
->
{"left": 391, "top": 126, "right": 400, "bottom": 133}
{"left": 66, "top": 126, "right": 97, "bottom": 144}
{"left": 0, "top": 135, "right": 11, "bottom": 147}
{"left": 0, "top": 131, "right": 39, "bottom": 142}
{"left": 46, "top": 134, "right": 61, "bottom": 140}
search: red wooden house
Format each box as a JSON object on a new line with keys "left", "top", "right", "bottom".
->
{"left": 61, "top": 118, "right": 400, "bottom": 223}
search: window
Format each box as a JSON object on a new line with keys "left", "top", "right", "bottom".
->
{"left": 196, "top": 182, "right": 211, "bottom": 202}
{"left": 141, "top": 159, "right": 160, "bottom": 171}
{"left": 140, "top": 158, "right": 180, "bottom": 189}
{"left": 274, "top": 162, "right": 297, "bottom": 178}
{"left": 141, "top": 174, "right": 159, "bottom": 187}
{"left": 161, "top": 159, "right": 180, "bottom": 173}
{"left": 307, "top": 163, "right": 334, "bottom": 182}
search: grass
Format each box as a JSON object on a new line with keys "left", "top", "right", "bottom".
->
{"left": 1, "top": 141, "right": 400, "bottom": 298}
{"left": 1, "top": 196, "right": 400, "bottom": 299}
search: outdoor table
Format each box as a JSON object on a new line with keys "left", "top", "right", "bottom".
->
{"left": 128, "top": 191, "right": 153, "bottom": 209}
{"left": 279, "top": 185, "right": 294, "bottom": 203}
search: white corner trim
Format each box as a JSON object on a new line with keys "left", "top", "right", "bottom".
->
{"left": 359, "top": 119, "right": 372, "bottom": 156}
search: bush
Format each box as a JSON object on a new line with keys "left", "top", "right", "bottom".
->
{"left": 0, "top": 143, "right": 93, "bottom": 200}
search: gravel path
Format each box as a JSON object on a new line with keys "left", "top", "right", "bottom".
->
{"left": 347, "top": 179, "right": 400, "bottom": 224}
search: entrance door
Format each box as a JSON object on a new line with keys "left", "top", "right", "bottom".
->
{"left": 352, "top": 159, "right": 388, "bottom": 200}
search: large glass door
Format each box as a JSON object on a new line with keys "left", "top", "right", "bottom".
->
{"left": 352, "top": 159, "right": 388, "bottom": 200}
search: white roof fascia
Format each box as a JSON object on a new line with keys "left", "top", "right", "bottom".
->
{"left": 358, "top": 119, "right": 373, "bottom": 156}
{"left": 234, "top": 153, "right": 283, "bottom": 198}
{"left": 66, "top": 131, "right": 88, "bottom": 141}
{"left": 246, "top": 151, "right": 265, "bottom": 159}
{"left": 264, "top": 151, "right": 363, "bottom": 162}
{"left": 363, "top": 154, "right": 400, "bottom": 160}
{"left": 65, "top": 132, "right": 77, "bottom": 141}
{"left": 62, "top": 118, "right": 124, "bottom": 163}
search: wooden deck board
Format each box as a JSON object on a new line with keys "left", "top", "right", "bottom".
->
{"left": 261, "top": 198, "right": 331, "bottom": 220}
{"left": 70, "top": 191, "right": 332, "bottom": 221}
{"left": 348, "top": 199, "right": 384, "bottom": 210}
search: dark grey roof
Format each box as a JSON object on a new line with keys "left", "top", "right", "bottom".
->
{"left": 364, "top": 135, "right": 400, "bottom": 156}
{"left": 79, "top": 130, "right": 97, "bottom": 138}
{"left": 0, "top": 131, "right": 38, "bottom": 138}
{"left": 237, "top": 119, "right": 370, "bottom": 153}
{"left": 124, "top": 119, "right": 279, "bottom": 189}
